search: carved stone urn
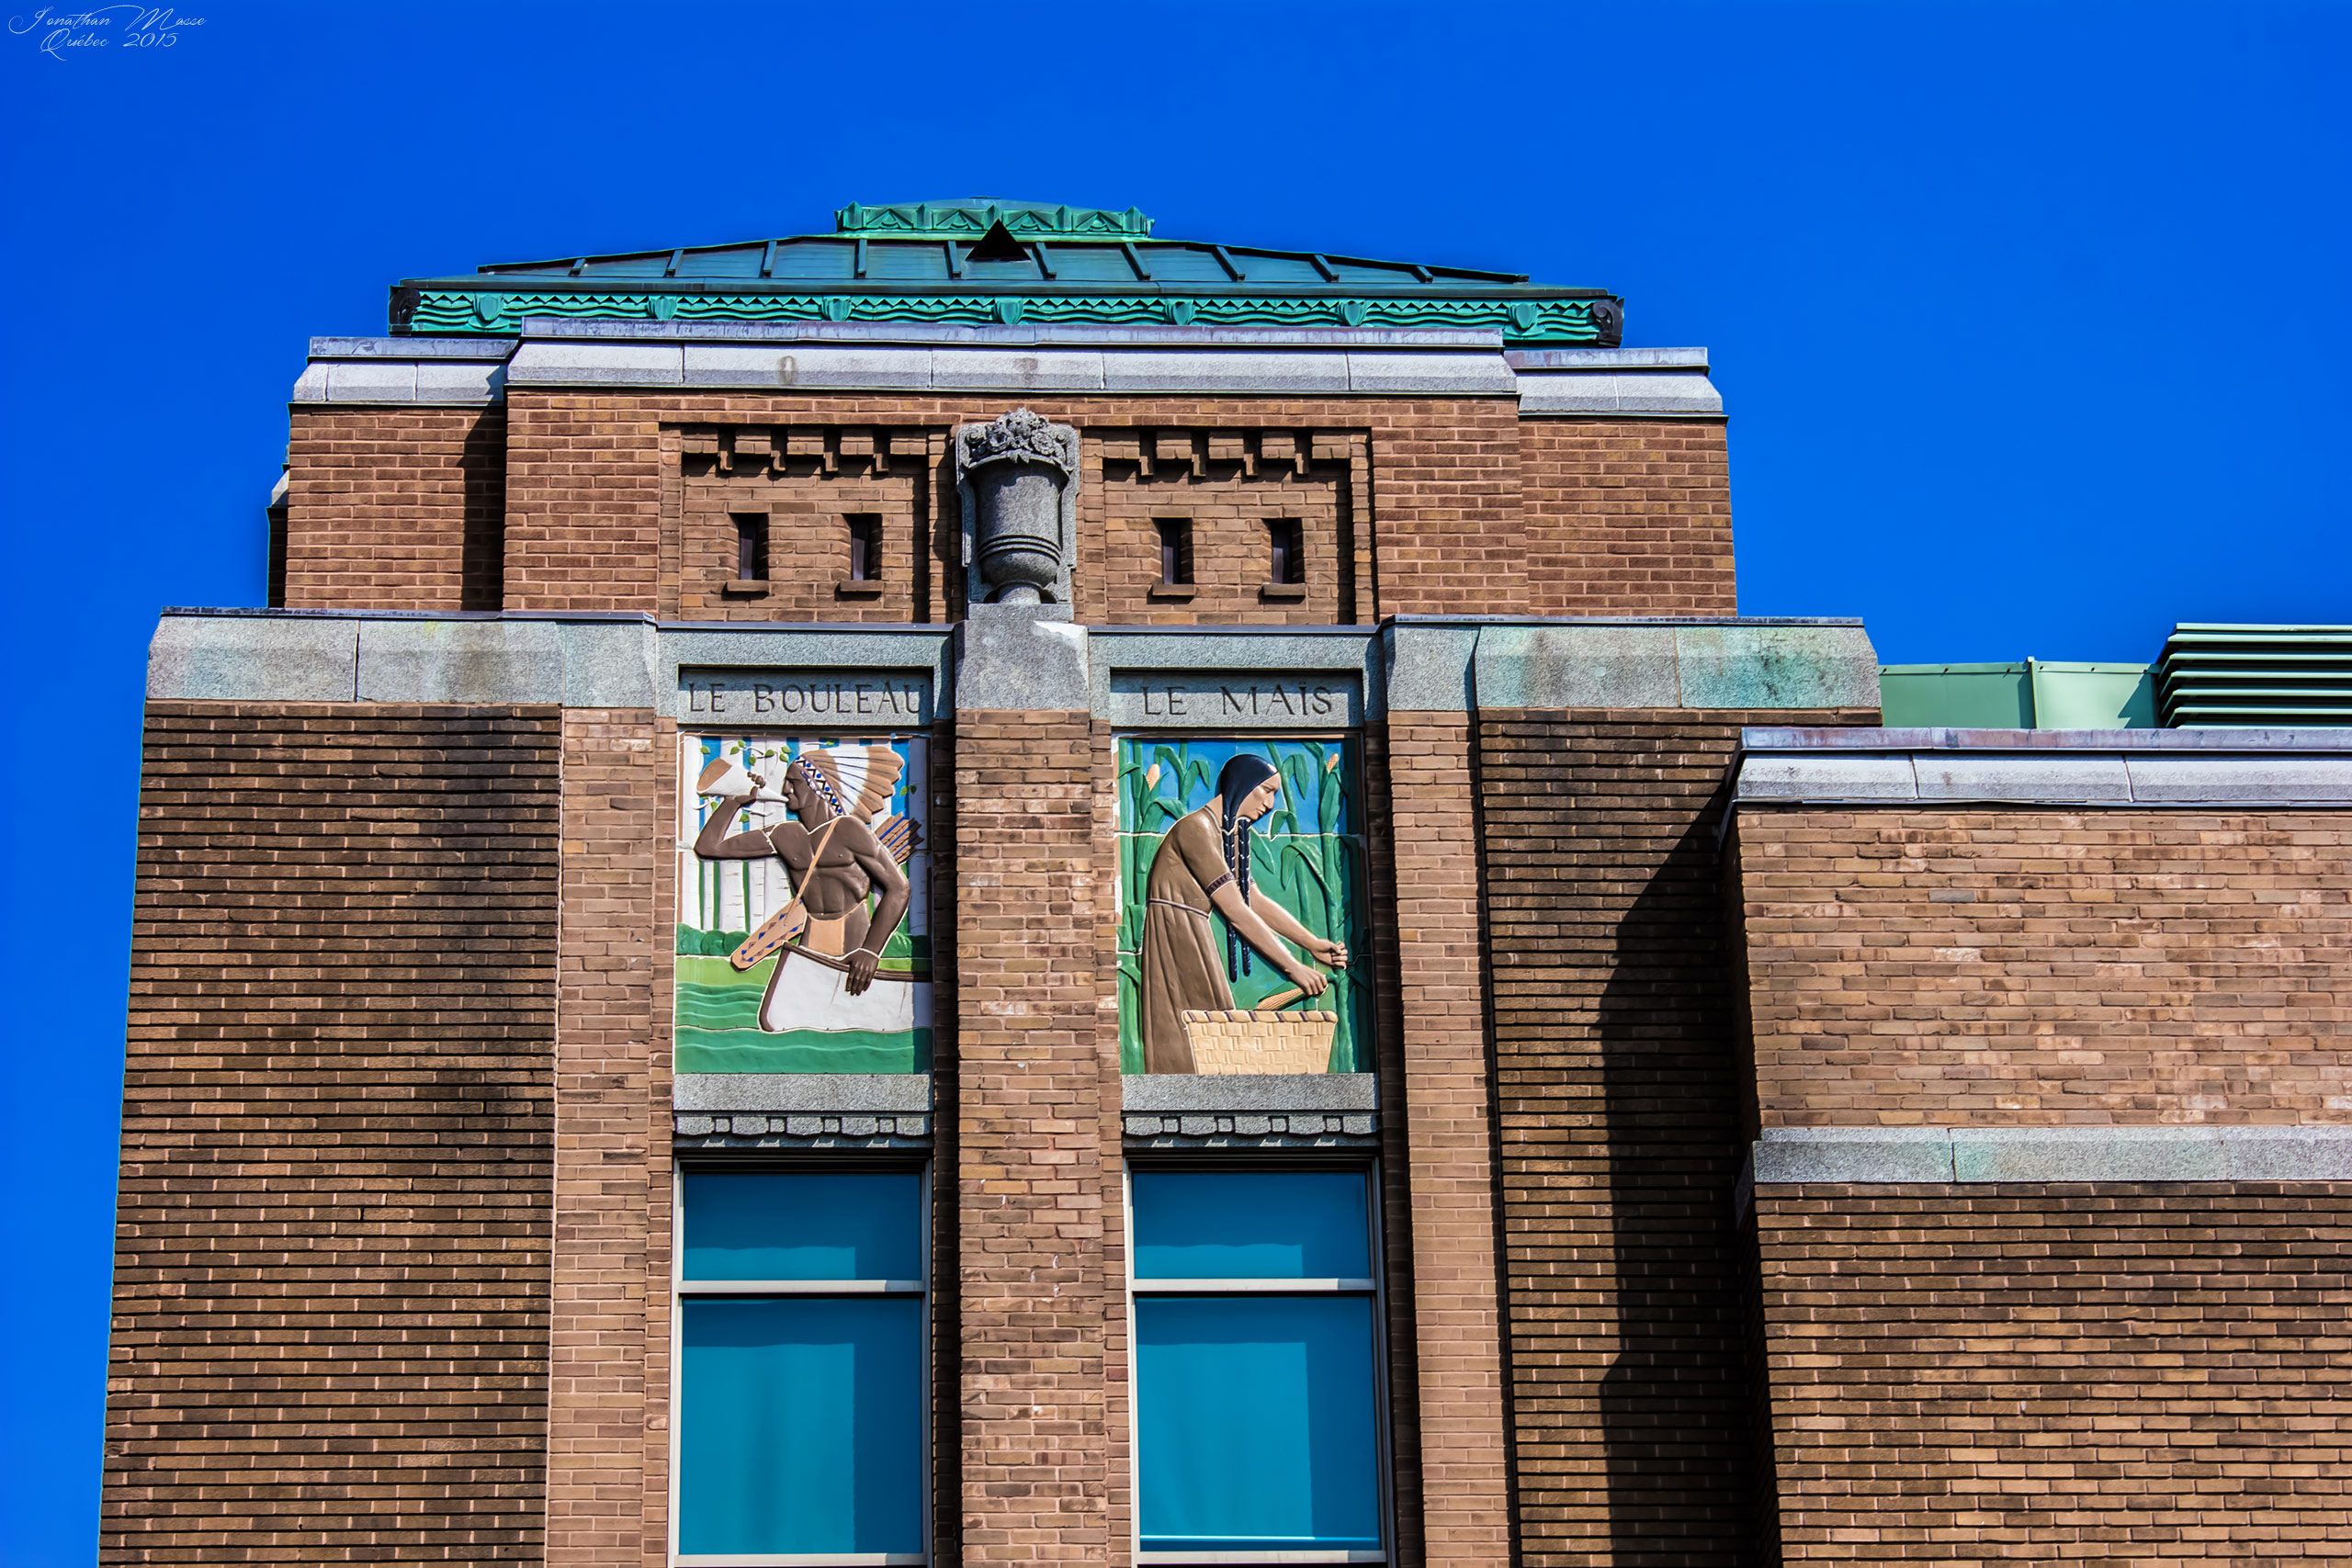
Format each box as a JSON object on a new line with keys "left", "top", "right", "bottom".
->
{"left": 954, "top": 407, "right": 1080, "bottom": 606}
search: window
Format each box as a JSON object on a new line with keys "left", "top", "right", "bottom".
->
{"left": 732, "top": 513, "right": 767, "bottom": 582}
{"left": 1156, "top": 516, "right": 1194, "bottom": 587}
{"left": 1129, "top": 1168, "right": 1388, "bottom": 1563}
{"left": 676, "top": 1168, "right": 927, "bottom": 1566}
{"left": 846, "top": 513, "right": 883, "bottom": 582}
{"left": 1267, "top": 517, "right": 1305, "bottom": 586}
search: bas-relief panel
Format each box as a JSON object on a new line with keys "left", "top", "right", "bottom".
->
{"left": 1116, "top": 737, "right": 1371, "bottom": 1076}
{"left": 675, "top": 733, "right": 933, "bottom": 1073}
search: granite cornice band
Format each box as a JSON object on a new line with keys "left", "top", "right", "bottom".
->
{"left": 1509, "top": 346, "right": 1722, "bottom": 418}
{"left": 1736, "top": 726, "right": 2352, "bottom": 808}
{"left": 147, "top": 610, "right": 953, "bottom": 715}
{"left": 1384, "top": 615, "right": 1880, "bottom": 715}
{"left": 1089, "top": 626, "right": 1381, "bottom": 724}
{"left": 291, "top": 325, "right": 1716, "bottom": 412}
{"left": 1747, "top": 1124, "right": 2352, "bottom": 1187}
{"left": 503, "top": 338, "right": 1521, "bottom": 397}
{"left": 152, "top": 611, "right": 1894, "bottom": 721}
{"left": 290, "top": 337, "right": 514, "bottom": 408}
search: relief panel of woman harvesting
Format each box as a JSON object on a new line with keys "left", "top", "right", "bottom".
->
{"left": 675, "top": 737, "right": 933, "bottom": 1073}
{"left": 1121, "top": 741, "right": 1369, "bottom": 1075}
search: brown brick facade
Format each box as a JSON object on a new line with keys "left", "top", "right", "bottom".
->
{"left": 137, "top": 250, "right": 2346, "bottom": 1568}
{"left": 1754, "top": 1185, "right": 2352, "bottom": 1562}
{"left": 283, "top": 408, "right": 505, "bottom": 612}
{"left": 673, "top": 427, "right": 936, "bottom": 622}
{"left": 545, "top": 709, "right": 673, "bottom": 1568}
{"left": 1520, "top": 418, "right": 1736, "bottom": 615}
{"left": 1737, "top": 807, "right": 2352, "bottom": 1127}
{"left": 1476, "top": 709, "right": 1871, "bottom": 1565}
{"left": 1386, "top": 711, "right": 1515, "bottom": 1564}
{"left": 1081, "top": 429, "right": 1363, "bottom": 624}
{"left": 951, "top": 711, "right": 1121, "bottom": 1563}
{"left": 254, "top": 391, "right": 1742, "bottom": 622}
{"left": 107, "top": 704, "right": 560, "bottom": 1562}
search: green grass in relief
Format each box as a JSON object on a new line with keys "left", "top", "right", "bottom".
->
{"left": 675, "top": 1027, "right": 932, "bottom": 1075}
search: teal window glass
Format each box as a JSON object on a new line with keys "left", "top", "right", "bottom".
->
{"left": 678, "top": 1168, "right": 926, "bottom": 1561}
{"left": 1131, "top": 1168, "right": 1386, "bottom": 1557}
{"left": 680, "top": 1297, "right": 924, "bottom": 1557}
{"left": 1132, "top": 1169, "right": 1372, "bottom": 1280}
{"left": 683, "top": 1168, "right": 922, "bottom": 1281}
{"left": 1136, "top": 1296, "right": 1383, "bottom": 1551}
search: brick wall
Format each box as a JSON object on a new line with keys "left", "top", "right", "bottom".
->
{"left": 281, "top": 396, "right": 1753, "bottom": 622}
{"left": 105, "top": 703, "right": 559, "bottom": 1562}
{"left": 1476, "top": 709, "right": 1871, "bottom": 1565}
{"left": 672, "top": 427, "right": 933, "bottom": 622}
{"left": 545, "top": 707, "right": 673, "bottom": 1568}
{"left": 284, "top": 409, "right": 505, "bottom": 611}
{"left": 1754, "top": 1185, "right": 2352, "bottom": 1562}
{"left": 1519, "top": 419, "right": 1736, "bottom": 615}
{"left": 1736, "top": 808, "right": 2352, "bottom": 1126}
{"left": 498, "top": 392, "right": 1551, "bottom": 619}
{"left": 1385, "top": 711, "right": 1515, "bottom": 1564}
{"left": 952, "top": 711, "right": 1120, "bottom": 1563}
{"left": 1081, "top": 430, "right": 1359, "bottom": 624}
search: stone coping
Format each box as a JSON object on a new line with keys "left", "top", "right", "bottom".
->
{"left": 311, "top": 336, "right": 517, "bottom": 359}
{"left": 148, "top": 610, "right": 1883, "bottom": 721}
{"left": 1379, "top": 616, "right": 1878, "bottom": 714}
{"left": 521, "top": 318, "right": 1514, "bottom": 350}
{"left": 290, "top": 325, "right": 1718, "bottom": 412}
{"left": 1736, "top": 726, "right": 2352, "bottom": 808}
{"left": 502, "top": 339, "right": 1524, "bottom": 397}
{"left": 1747, "top": 1124, "right": 2352, "bottom": 1186}
{"left": 1747, "top": 725, "right": 2352, "bottom": 751}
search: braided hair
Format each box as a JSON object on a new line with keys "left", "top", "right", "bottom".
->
{"left": 1214, "top": 754, "right": 1282, "bottom": 981}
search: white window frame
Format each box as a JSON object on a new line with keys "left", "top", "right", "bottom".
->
{"left": 670, "top": 1158, "right": 933, "bottom": 1568}
{"left": 1125, "top": 1159, "right": 1394, "bottom": 1567}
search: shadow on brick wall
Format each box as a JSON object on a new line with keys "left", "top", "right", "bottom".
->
{"left": 1594, "top": 802, "right": 1758, "bottom": 1563}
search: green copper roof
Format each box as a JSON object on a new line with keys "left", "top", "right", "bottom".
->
{"left": 835, "top": 199, "right": 1154, "bottom": 239}
{"left": 390, "top": 198, "right": 1623, "bottom": 345}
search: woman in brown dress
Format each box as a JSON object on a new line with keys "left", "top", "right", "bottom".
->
{"left": 1138, "top": 754, "right": 1350, "bottom": 1073}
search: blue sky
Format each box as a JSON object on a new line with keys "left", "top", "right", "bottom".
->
{"left": 3, "top": 0, "right": 2346, "bottom": 1557}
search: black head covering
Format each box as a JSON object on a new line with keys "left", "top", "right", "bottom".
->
{"left": 1215, "top": 754, "right": 1282, "bottom": 980}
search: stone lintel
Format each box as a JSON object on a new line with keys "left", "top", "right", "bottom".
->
{"left": 1120, "top": 1076, "right": 1380, "bottom": 1150}
{"left": 675, "top": 1073, "right": 933, "bottom": 1115}
{"left": 1122, "top": 1073, "right": 1378, "bottom": 1114}
{"left": 673, "top": 1111, "right": 932, "bottom": 1150}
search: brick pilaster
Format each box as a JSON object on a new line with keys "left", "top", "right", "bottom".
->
{"left": 1385, "top": 711, "right": 1514, "bottom": 1562}
{"left": 547, "top": 709, "right": 673, "bottom": 1568}
{"left": 953, "top": 711, "right": 1118, "bottom": 1564}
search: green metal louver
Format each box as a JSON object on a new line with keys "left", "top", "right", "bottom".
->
{"left": 2156, "top": 624, "right": 2352, "bottom": 727}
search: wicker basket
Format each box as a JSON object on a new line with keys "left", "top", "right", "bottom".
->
{"left": 1181, "top": 1007, "right": 1340, "bottom": 1075}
